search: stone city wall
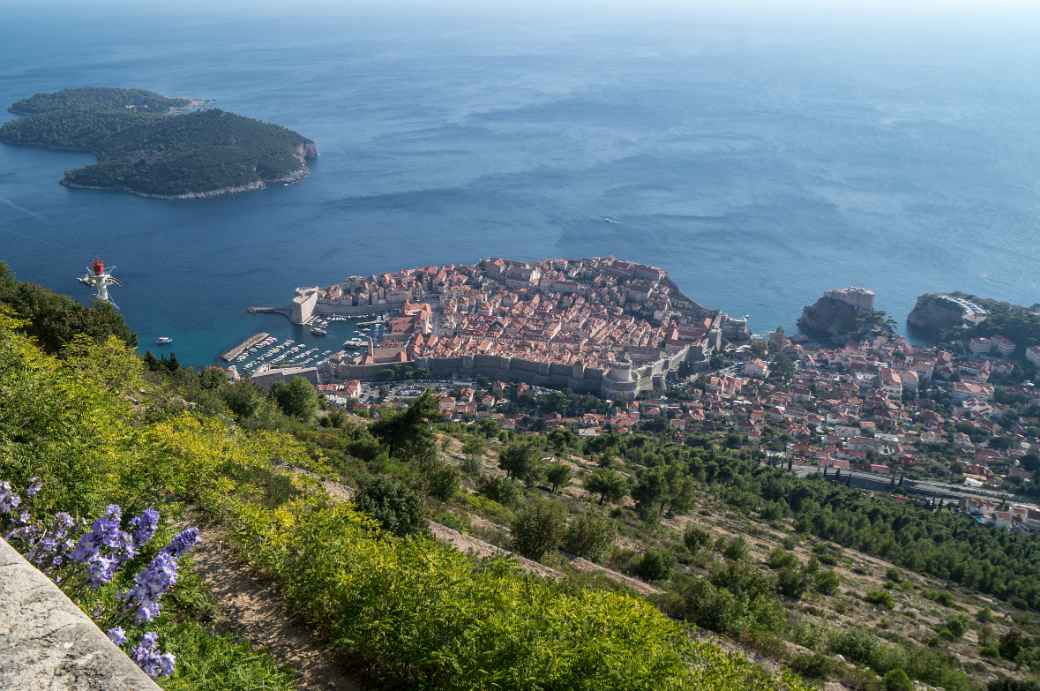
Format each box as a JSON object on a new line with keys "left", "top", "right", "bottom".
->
{"left": 323, "top": 341, "right": 701, "bottom": 401}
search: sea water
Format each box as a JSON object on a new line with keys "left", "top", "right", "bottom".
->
{"left": 1, "top": 3, "right": 1038, "bottom": 364}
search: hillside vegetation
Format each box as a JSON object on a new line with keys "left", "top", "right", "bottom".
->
{"left": 0, "top": 87, "right": 316, "bottom": 198}
{"left": 955, "top": 293, "right": 1040, "bottom": 358}
{"left": 8, "top": 87, "right": 190, "bottom": 115}
{"left": 0, "top": 268, "right": 806, "bottom": 690}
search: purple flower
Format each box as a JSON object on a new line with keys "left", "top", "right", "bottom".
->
{"left": 0, "top": 481, "right": 21, "bottom": 515}
{"left": 5, "top": 518, "right": 41, "bottom": 547}
{"left": 70, "top": 504, "right": 135, "bottom": 571}
{"left": 70, "top": 531, "right": 100, "bottom": 563}
{"left": 161, "top": 527, "right": 199, "bottom": 558}
{"left": 158, "top": 653, "right": 176, "bottom": 677}
{"left": 129, "top": 508, "right": 159, "bottom": 548}
{"left": 87, "top": 554, "right": 118, "bottom": 588}
{"left": 124, "top": 551, "right": 178, "bottom": 623}
{"left": 96, "top": 505, "right": 125, "bottom": 550}
{"left": 107, "top": 626, "right": 127, "bottom": 646}
{"left": 135, "top": 600, "right": 161, "bottom": 623}
{"left": 52, "top": 512, "right": 74, "bottom": 537}
{"left": 138, "top": 631, "right": 159, "bottom": 649}
{"left": 131, "top": 631, "right": 175, "bottom": 678}
{"left": 28, "top": 513, "right": 78, "bottom": 569}
{"left": 25, "top": 478, "right": 42, "bottom": 499}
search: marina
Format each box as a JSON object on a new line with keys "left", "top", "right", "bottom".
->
{"left": 221, "top": 314, "right": 386, "bottom": 378}
{"left": 221, "top": 332, "right": 271, "bottom": 363}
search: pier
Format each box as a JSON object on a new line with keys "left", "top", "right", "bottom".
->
{"left": 221, "top": 332, "right": 271, "bottom": 362}
{"left": 247, "top": 305, "right": 292, "bottom": 320}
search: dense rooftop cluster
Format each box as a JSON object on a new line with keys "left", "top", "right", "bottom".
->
{"left": 321, "top": 257, "right": 714, "bottom": 371}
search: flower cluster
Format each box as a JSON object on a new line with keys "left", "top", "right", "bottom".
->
{"left": 0, "top": 480, "right": 21, "bottom": 515}
{"left": 0, "top": 484, "right": 194, "bottom": 681}
{"left": 107, "top": 626, "right": 128, "bottom": 646}
{"left": 28, "top": 512, "right": 76, "bottom": 569}
{"left": 70, "top": 505, "right": 137, "bottom": 588}
{"left": 162, "top": 527, "right": 200, "bottom": 558}
{"left": 130, "top": 631, "right": 176, "bottom": 679}
{"left": 123, "top": 551, "right": 178, "bottom": 623}
{"left": 129, "top": 508, "right": 159, "bottom": 548}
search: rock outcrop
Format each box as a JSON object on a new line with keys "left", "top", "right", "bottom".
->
{"left": 798, "top": 287, "right": 880, "bottom": 341}
{"left": 0, "top": 537, "right": 159, "bottom": 690}
{"left": 907, "top": 293, "right": 988, "bottom": 335}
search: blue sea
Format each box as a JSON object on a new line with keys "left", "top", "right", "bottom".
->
{"left": 1, "top": 2, "right": 1039, "bottom": 364}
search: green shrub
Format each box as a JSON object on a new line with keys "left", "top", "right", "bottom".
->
{"left": 813, "top": 569, "right": 840, "bottom": 595}
{"left": 425, "top": 461, "right": 460, "bottom": 501}
{"left": 830, "top": 629, "right": 879, "bottom": 666}
{"left": 766, "top": 548, "right": 799, "bottom": 570}
{"left": 355, "top": 476, "right": 425, "bottom": 536}
{"left": 223, "top": 499, "right": 806, "bottom": 690}
{"left": 683, "top": 524, "right": 712, "bottom": 553}
{"left": 790, "top": 652, "right": 835, "bottom": 679}
{"left": 776, "top": 566, "right": 810, "bottom": 600}
{"left": 721, "top": 535, "right": 749, "bottom": 561}
{"left": 940, "top": 615, "right": 968, "bottom": 640}
{"left": 883, "top": 668, "right": 913, "bottom": 691}
{"left": 511, "top": 498, "right": 567, "bottom": 561}
{"left": 866, "top": 589, "right": 895, "bottom": 610}
{"left": 563, "top": 510, "right": 616, "bottom": 562}
{"left": 633, "top": 549, "right": 675, "bottom": 582}
{"left": 478, "top": 475, "right": 522, "bottom": 506}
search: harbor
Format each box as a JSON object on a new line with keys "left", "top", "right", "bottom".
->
{"left": 221, "top": 332, "right": 270, "bottom": 363}
{"left": 219, "top": 313, "right": 387, "bottom": 380}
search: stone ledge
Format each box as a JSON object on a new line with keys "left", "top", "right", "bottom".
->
{"left": 0, "top": 537, "right": 159, "bottom": 690}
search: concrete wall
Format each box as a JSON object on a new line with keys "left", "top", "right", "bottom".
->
{"left": 0, "top": 538, "right": 159, "bottom": 690}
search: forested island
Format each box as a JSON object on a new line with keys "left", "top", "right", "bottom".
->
{"left": 0, "top": 87, "right": 317, "bottom": 199}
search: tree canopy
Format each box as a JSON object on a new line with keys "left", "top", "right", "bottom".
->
{"left": 0, "top": 262, "right": 136, "bottom": 353}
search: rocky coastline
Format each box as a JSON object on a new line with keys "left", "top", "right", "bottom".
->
{"left": 906, "top": 293, "right": 988, "bottom": 336}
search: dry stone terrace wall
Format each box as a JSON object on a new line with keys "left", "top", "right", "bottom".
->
{"left": 0, "top": 537, "right": 160, "bottom": 690}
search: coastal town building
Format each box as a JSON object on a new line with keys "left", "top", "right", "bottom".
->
{"left": 302, "top": 257, "right": 720, "bottom": 400}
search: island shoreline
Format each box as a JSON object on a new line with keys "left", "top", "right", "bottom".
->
{"left": 59, "top": 161, "right": 311, "bottom": 200}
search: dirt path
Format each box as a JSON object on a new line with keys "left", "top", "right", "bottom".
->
{"left": 568, "top": 557, "right": 663, "bottom": 596}
{"left": 191, "top": 523, "right": 365, "bottom": 691}
{"left": 426, "top": 522, "right": 562, "bottom": 579}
